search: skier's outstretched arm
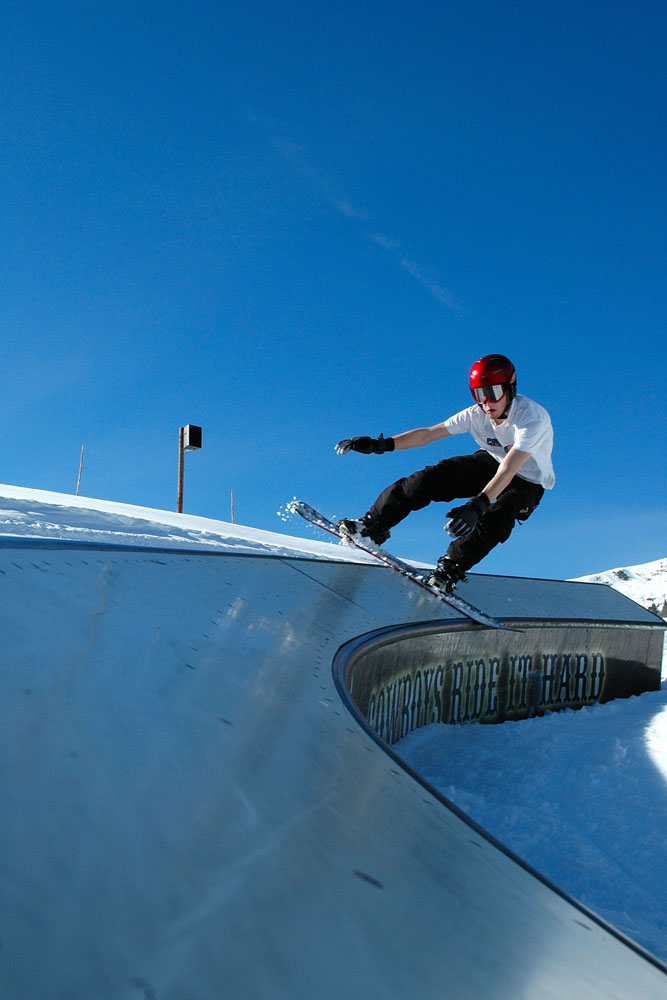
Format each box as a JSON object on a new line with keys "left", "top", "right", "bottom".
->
{"left": 335, "top": 423, "right": 450, "bottom": 455}
{"left": 392, "top": 423, "right": 451, "bottom": 450}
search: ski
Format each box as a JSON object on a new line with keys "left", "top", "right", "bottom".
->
{"left": 290, "top": 500, "right": 512, "bottom": 631}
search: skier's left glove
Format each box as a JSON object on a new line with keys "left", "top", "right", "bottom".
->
{"left": 445, "top": 493, "right": 490, "bottom": 538}
{"left": 335, "top": 434, "right": 395, "bottom": 455}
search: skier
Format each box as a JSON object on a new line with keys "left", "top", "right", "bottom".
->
{"left": 335, "top": 354, "right": 555, "bottom": 593}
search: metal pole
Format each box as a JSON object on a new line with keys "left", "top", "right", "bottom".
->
{"left": 177, "top": 426, "right": 184, "bottom": 513}
{"left": 76, "top": 445, "right": 85, "bottom": 496}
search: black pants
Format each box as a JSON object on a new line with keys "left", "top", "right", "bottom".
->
{"left": 369, "top": 450, "right": 544, "bottom": 571}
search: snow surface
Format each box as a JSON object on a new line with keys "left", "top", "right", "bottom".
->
{"left": 1, "top": 484, "right": 666, "bottom": 966}
{"left": 0, "top": 484, "right": 372, "bottom": 562}
{"left": 398, "top": 556, "right": 667, "bottom": 964}
{"left": 397, "top": 689, "right": 667, "bottom": 963}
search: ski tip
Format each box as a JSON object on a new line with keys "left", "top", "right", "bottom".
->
{"left": 281, "top": 498, "right": 309, "bottom": 519}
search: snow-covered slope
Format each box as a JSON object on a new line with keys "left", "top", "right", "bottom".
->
{"left": 0, "top": 483, "right": 371, "bottom": 563}
{"left": 575, "top": 558, "right": 667, "bottom": 620}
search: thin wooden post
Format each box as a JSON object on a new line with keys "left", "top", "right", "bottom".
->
{"left": 76, "top": 445, "right": 85, "bottom": 496}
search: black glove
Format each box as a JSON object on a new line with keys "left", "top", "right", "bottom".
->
{"left": 335, "top": 434, "right": 395, "bottom": 455}
{"left": 445, "top": 493, "right": 490, "bottom": 538}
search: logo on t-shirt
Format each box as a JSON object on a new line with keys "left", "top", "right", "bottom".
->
{"left": 487, "top": 437, "right": 500, "bottom": 446}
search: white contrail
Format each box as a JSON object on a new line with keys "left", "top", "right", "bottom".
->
{"left": 243, "top": 107, "right": 462, "bottom": 312}
{"left": 370, "top": 234, "right": 463, "bottom": 313}
{"left": 399, "top": 257, "right": 463, "bottom": 313}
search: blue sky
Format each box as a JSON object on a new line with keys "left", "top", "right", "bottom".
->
{"left": 2, "top": 0, "right": 665, "bottom": 579}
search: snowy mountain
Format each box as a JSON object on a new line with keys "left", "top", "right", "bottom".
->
{"left": 574, "top": 558, "right": 667, "bottom": 621}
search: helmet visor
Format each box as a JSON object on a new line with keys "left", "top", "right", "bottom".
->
{"left": 471, "top": 383, "right": 506, "bottom": 403}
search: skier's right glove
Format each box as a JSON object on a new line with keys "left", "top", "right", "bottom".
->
{"left": 445, "top": 493, "right": 490, "bottom": 537}
{"left": 335, "top": 434, "right": 395, "bottom": 455}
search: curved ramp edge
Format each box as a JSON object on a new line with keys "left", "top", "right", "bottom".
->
{"left": 0, "top": 541, "right": 664, "bottom": 1000}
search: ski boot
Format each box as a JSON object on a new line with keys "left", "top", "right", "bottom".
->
{"left": 425, "top": 556, "right": 467, "bottom": 595}
{"left": 337, "top": 513, "right": 390, "bottom": 547}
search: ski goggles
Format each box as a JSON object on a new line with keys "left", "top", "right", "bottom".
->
{"left": 471, "top": 383, "right": 507, "bottom": 403}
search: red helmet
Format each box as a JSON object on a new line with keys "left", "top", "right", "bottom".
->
{"left": 469, "top": 354, "right": 517, "bottom": 405}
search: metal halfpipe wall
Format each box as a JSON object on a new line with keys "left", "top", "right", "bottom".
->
{"left": 0, "top": 538, "right": 665, "bottom": 999}
{"left": 339, "top": 615, "right": 663, "bottom": 741}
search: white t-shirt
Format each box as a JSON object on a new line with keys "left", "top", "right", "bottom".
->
{"left": 443, "top": 394, "right": 555, "bottom": 489}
